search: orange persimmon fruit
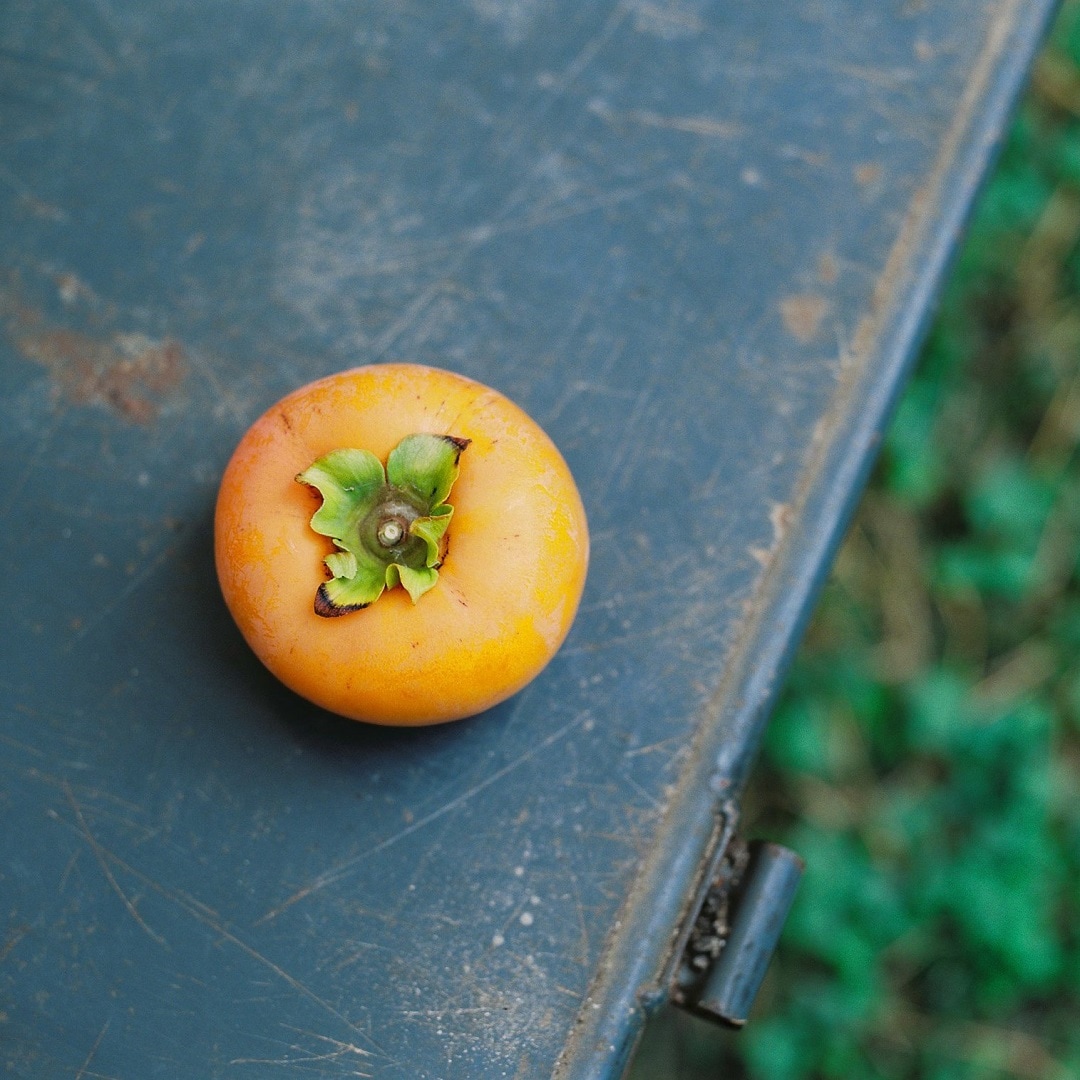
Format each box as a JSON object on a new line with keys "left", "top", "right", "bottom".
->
{"left": 214, "top": 363, "right": 589, "bottom": 725}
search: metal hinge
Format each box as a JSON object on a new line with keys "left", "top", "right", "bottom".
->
{"left": 671, "top": 836, "right": 804, "bottom": 1027}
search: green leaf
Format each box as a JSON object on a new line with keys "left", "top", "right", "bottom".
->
{"left": 324, "top": 550, "right": 358, "bottom": 579}
{"left": 386, "top": 563, "right": 439, "bottom": 603}
{"left": 935, "top": 543, "right": 1039, "bottom": 600}
{"left": 410, "top": 507, "right": 453, "bottom": 567}
{"left": 386, "top": 433, "right": 469, "bottom": 510}
{"left": 966, "top": 455, "right": 1054, "bottom": 543}
{"left": 315, "top": 556, "right": 387, "bottom": 615}
{"left": 297, "top": 448, "right": 385, "bottom": 540}
{"left": 904, "top": 667, "right": 972, "bottom": 753}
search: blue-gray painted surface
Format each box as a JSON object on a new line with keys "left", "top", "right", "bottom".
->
{"left": 0, "top": 1, "right": 1056, "bottom": 1077}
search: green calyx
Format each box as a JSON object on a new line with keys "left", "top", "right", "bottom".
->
{"left": 296, "top": 433, "right": 470, "bottom": 617}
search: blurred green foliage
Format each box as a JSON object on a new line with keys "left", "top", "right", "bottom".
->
{"left": 631, "top": 3, "right": 1080, "bottom": 1077}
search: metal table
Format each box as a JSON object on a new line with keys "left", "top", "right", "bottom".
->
{"left": 1, "top": 2, "right": 1057, "bottom": 1076}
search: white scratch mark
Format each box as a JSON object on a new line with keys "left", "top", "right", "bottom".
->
{"left": 0, "top": 164, "right": 68, "bottom": 220}
{"left": 58, "top": 846, "right": 83, "bottom": 893}
{"left": 400, "top": 1006, "right": 497, "bottom": 1017}
{"left": 64, "top": 541, "right": 177, "bottom": 648}
{"left": 558, "top": 600, "right": 722, "bottom": 657}
{"left": 620, "top": 771, "right": 664, "bottom": 811}
{"left": 0, "top": 924, "right": 30, "bottom": 964}
{"left": 341, "top": 3, "right": 631, "bottom": 361}
{"left": 65, "top": 9, "right": 119, "bottom": 77}
{"left": 363, "top": 177, "right": 662, "bottom": 358}
{"left": 589, "top": 101, "right": 743, "bottom": 139}
{"left": 627, "top": 0, "right": 703, "bottom": 38}
{"left": 51, "top": 804, "right": 378, "bottom": 1051}
{"left": 628, "top": 109, "right": 743, "bottom": 138}
{"left": 565, "top": 860, "right": 592, "bottom": 966}
{"left": 467, "top": 0, "right": 545, "bottom": 45}
{"left": 0, "top": 412, "right": 63, "bottom": 522}
{"left": 598, "top": 377, "right": 656, "bottom": 492}
{"left": 256, "top": 713, "right": 587, "bottom": 923}
{"left": 623, "top": 734, "right": 682, "bottom": 758}
{"left": 0, "top": 730, "right": 49, "bottom": 760}
{"left": 65, "top": 783, "right": 167, "bottom": 947}
{"left": 539, "top": 2, "right": 627, "bottom": 98}
{"left": 229, "top": 1026, "right": 373, "bottom": 1077}
{"left": 182, "top": 343, "right": 249, "bottom": 427}
{"left": 154, "top": 891, "right": 376, "bottom": 1050}
{"left": 74, "top": 1016, "right": 111, "bottom": 1080}
{"left": 830, "top": 62, "right": 917, "bottom": 90}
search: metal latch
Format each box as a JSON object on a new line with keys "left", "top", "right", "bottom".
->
{"left": 671, "top": 837, "right": 804, "bottom": 1027}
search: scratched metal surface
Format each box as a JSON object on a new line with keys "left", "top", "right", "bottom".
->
{"left": 0, "top": 1, "right": 1056, "bottom": 1077}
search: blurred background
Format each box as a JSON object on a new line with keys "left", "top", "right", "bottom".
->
{"left": 630, "top": 2, "right": 1080, "bottom": 1077}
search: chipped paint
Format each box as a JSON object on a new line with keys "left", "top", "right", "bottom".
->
{"left": 17, "top": 327, "right": 186, "bottom": 423}
{"left": 779, "top": 294, "right": 830, "bottom": 344}
{"left": 2, "top": 281, "right": 186, "bottom": 424}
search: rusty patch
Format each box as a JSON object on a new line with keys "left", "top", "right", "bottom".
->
{"left": 16, "top": 326, "right": 186, "bottom": 424}
{"left": 855, "top": 162, "right": 883, "bottom": 186}
{"left": 1, "top": 274, "right": 187, "bottom": 423}
{"left": 779, "top": 293, "right": 829, "bottom": 344}
{"left": 817, "top": 252, "right": 839, "bottom": 285}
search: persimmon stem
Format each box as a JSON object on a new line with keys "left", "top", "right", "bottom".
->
{"left": 377, "top": 518, "right": 405, "bottom": 547}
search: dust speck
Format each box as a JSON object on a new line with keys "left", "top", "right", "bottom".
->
{"left": 55, "top": 273, "right": 89, "bottom": 305}
{"left": 770, "top": 502, "right": 793, "bottom": 543}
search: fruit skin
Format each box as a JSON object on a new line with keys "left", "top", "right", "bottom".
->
{"left": 214, "top": 363, "right": 589, "bottom": 726}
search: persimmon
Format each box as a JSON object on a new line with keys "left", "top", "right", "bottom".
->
{"left": 214, "top": 363, "right": 589, "bottom": 726}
